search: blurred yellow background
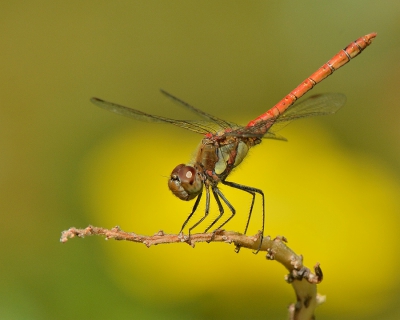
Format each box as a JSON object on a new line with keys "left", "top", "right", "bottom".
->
{"left": 1, "top": 1, "right": 400, "bottom": 319}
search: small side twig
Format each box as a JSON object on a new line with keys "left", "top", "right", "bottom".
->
{"left": 61, "top": 226, "right": 324, "bottom": 320}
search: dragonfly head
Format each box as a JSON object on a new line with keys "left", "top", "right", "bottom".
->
{"left": 168, "top": 164, "right": 203, "bottom": 201}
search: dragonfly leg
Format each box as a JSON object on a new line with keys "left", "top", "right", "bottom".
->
{"left": 204, "top": 187, "right": 225, "bottom": 233}
{"left": 212, "top": 188, "right": 236, "bottom": 231}
{"left": 187, "top": 185, "right": 211, "bottom": 235}
{"left": 229, "top": 189, "right": 256, "bottom": 252}
{"left": 242, "top": 190, "right": 256, "bottom": 236}
{"left": 179, "top": 192, "right": 202, "bottom": 236}
{"left": 222, "top": 180, "right": 265, "bottom": 254}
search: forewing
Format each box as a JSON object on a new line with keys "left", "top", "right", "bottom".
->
{"left": 160, "top": 89, "right": 237, "bottom": 129}
{"left": 91, "top": 97, "right": 220, "bottom": 135}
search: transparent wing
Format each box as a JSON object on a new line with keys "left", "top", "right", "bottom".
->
{"left": 160, "top": 89, "right": 237, "bottom": 129}
{"left": 91, "top": 97, "right": 228, "bottom": 135}
{"left": 262, "top": 131, "right": 288, "bottom": 141}
{"left": 230, "top": 93, "right": 346, "bottom": 138}
{"left": 91, "top": 92, "right": 345, "bottom": 139}
{"left": 272, "top": 92, "right": 346, "bottom": 127}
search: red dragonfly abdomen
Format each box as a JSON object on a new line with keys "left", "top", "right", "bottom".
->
{"left": 246, "top": 33, "right": 377, "bottom": 129}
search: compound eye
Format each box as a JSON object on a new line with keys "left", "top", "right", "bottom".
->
{"left": 168, "top": 164, "right": 203, "bottom": 201}
{"left": 176, "top": 165, "right": 196, "bottom": 184}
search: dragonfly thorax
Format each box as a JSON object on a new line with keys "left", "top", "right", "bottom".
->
{"left": 196, "top": 137, "right": 251, "bottom": 178}
{"left": 168, "top": 164, "right": 203, "bottom": 201}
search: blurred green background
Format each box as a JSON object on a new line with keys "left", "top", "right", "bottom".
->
{"left": 1, "top": 1, "right": 400, "bottom": 319}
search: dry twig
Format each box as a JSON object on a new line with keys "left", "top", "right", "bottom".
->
{"left": 61, "top": 226, "right": 324, "bottom": 319}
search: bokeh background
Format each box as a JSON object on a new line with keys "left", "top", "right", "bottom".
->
{"left": 1, "top": 1, "right": 399, "bottom": 319}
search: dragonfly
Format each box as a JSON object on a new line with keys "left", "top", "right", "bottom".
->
{"left": 91, "top": 33, "right": 376, "bottom": 253}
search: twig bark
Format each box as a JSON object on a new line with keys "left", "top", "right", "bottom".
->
{"left": 61, "top": 226, "right": 324, "bottom": 319}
